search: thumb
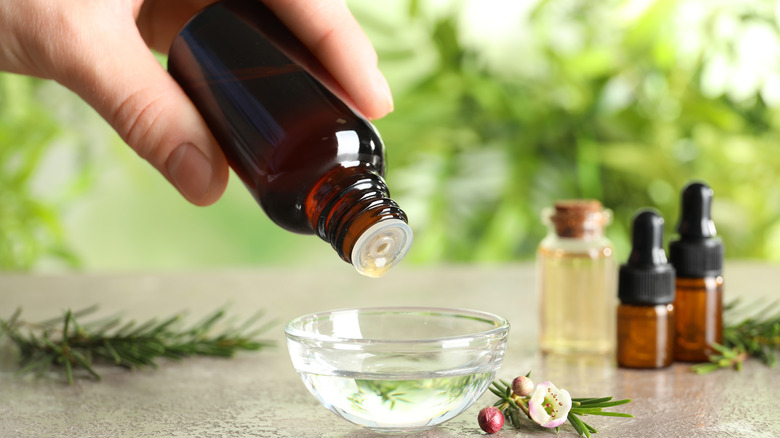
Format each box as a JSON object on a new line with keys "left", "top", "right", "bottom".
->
{"left": 59, "top": 16, "right": 228, "bottom": 206}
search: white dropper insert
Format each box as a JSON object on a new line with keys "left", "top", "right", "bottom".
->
{"left": 351, "top": 219, "right": 413, "bottom": 278}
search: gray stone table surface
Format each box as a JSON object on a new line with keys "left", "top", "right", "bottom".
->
{"left": 1, "top": 262, "right": 778, "bottom": 437}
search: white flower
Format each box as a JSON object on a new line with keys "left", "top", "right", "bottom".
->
{"left": 528, "top": 381, "right": 572, "bottom": 428}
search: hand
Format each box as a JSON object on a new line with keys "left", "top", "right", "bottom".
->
{"left": 0, "top": 0, "right": 393, "bottom": 206}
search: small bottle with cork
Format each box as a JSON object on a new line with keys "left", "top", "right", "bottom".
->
{"left": 537, "top": 200, "right": 617, "bottom": 356}
{"left": 617, "top": 210, "right": 675, "bottom": 369}
{"left": 669, "top": 182, "right": 724, "bottom": 362}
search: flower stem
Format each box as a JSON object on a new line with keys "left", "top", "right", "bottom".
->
{"left": 512, "top": 394, "right": 531, "bottom": 418}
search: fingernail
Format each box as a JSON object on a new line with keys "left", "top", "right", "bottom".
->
{"left": 167, "top": 143, "right": 213, "bottom": 203}
{"left": 375, "top": 72, "right": 394, "bottom": 114}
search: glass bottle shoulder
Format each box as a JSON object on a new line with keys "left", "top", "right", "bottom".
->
{"left": 538, "top": 234, "right": 613, "bottom": 253}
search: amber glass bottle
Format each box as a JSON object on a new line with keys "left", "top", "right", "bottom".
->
{"left": 537, "top": 200, "right": 616, "bottom": 355}
{"left": 617, "top": 210, "right": 675, "bottom": 369}
{"left": 168, "top": 0, "right": 412, "bottom": 277}
{"left": 669, "top": 183, "right": 724, "bottom": 362}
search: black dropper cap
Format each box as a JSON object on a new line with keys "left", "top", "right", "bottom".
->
{"left": 618, "top": 210, "right": 675, "bottom": 305}
{"left": 669, "top": 182, "right": 724, "bottom": 278}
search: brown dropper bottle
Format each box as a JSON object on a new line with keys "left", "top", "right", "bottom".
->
{"left": 617, "top": 210, "right": 675, "bottom": 369}
{"left": 669, "top": 183, "right": 724, "bottom": 362}
{"left": 167, "top": 0, "right": 412, "bottom": 277}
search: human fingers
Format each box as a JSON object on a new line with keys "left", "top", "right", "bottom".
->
{"left": 259, "top": 0, "right": 394, "bottom": 119}
{"left": 135, "top": 0, "right": 216, "bottom": 54}
{"left": 55, "top": 4, "right": 229, "bottom": 205}
{"left": 136, "top": 0, "right": 392, "bottom": 119}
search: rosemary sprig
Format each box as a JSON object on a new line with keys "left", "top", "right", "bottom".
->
{"left": 0, "top": 306, "right": 275, "bottom": 384}
{"left": 488, "top": 373, "right": 632, "bottom": 437}
{"left": 692, "top": 299, "right": 780, "bottom": 374}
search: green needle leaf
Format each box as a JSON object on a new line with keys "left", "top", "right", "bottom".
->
{"left": 64, "top": 359, "right": 73, "bottom": 386}
{"left": 693, "top": 298, "right": 780, "bottom": 374}
{"left": 568, "top": 412, "right": 591, "bottom": 438}
{"left": 572, "top": 396, "right": 613, "bottom": 403}
{"left": 1, "top": 306, "right": 274, "bottom": 385}
{"left": 573, "top": 399, "right": 632, "bottom": 408}
{"left": 482, "top": 374, "right": 632, "bottom": 435}
{"left": 573, "top": 409, "right": 634, "bottom": 417}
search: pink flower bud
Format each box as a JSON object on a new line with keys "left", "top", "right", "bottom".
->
{"left": 512, "top": 375, "right": 534, "bottom": 397}
{"left": 478, "top": 406, "right": 504, "bottom": 434}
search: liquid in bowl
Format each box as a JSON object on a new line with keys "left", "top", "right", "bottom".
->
{"left": 285, "top": 307, "right": 510, "bottom": 432}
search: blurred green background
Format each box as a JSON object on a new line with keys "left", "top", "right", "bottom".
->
{"left": 2, "top": 0, "right": 780, "bottom": 272}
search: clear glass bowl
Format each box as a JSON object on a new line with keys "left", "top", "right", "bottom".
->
{"left": 285, "top": 307, "right": 510, "bottom": 432}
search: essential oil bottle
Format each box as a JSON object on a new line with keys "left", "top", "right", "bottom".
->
{"left": 669, "top": 182, "right": 724, "bottom": 362}
{"left": 537, "top": 200, "right": 617, "bottom": 355}
{"left": 617, "top": 210, "right": 675, "bottom": 369}
{"left": 168, "top": 0, "right": 412, "bottom": 277}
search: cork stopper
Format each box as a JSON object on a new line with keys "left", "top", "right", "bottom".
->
{"left": 547, "top": 200, "right": 611, "bottom": 239}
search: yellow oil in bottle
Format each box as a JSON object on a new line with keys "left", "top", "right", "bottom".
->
{"left": 537, "top": 201, "right": 617, "bottom": 356}
{"left": 538, "top": 246, "right": 616, "bottom": 355}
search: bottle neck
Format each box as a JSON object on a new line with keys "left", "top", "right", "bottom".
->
{"left": 306, "top": 165, "right": 412, "bottom": 277}
{"left": 547, "top": 226, "right": 605, "bottom": 241}
{"left": 542, "top": 204, "right": 611, "bottom": 241}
